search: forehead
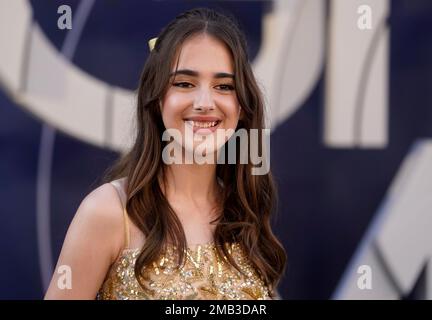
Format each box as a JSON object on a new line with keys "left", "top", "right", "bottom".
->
{"left": 173, "top": 34, "right": 234, "bottom": 73}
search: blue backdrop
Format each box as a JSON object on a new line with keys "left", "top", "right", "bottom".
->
{"left": 0, "top": 0, "right": 431, "bottom": 299}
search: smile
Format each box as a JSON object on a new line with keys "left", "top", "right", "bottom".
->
{"left": 183, "top": 119, "right": 221, "bottom": 133}
{"left": 185, "top": 120, "right": 220, "bottom": 128}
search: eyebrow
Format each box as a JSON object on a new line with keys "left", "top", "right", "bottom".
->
{"left": 170, "top": 69, "right": 235, "bottom": 79}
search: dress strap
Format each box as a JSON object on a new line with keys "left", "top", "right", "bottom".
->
{"left": 109, "top": 178, "right": 131, "bottom": 249}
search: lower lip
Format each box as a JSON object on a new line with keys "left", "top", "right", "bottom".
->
{"left": 185, "top": 121, "right": 221, "bottom": 134}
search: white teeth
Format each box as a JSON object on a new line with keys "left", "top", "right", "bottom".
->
{"left": 185, "top": 120, "right": 219, "bottom": 128}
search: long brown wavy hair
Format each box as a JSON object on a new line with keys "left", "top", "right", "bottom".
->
{"left": 104, "top": 7, "right": 286, "bottom": 296}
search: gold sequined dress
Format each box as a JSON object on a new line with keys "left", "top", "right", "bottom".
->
{"left": 96, "top": 179, "right": 272, "bottom": 300}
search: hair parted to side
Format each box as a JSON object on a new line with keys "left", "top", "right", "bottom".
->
{"left": 104, "top": 7, "right": 286, "bottom": 297}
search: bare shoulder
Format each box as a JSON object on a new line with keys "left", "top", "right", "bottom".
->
{"left": 44, "top": 181, "right": 126, "bottom": 299}
{"left": 72, "top": 182, "right": 126, "bottom": 261}
{"left": 80, "top": 182, "right": 124, "bottom": 218}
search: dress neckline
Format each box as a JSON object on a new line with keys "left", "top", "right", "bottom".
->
{"left": 121, "top": 241, "right": 219, "bottom": 253}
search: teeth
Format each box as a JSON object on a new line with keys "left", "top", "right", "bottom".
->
{"left": 185, "top": 120, "right": 219, "bottom": 128}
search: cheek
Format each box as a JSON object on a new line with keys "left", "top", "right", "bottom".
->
{"left": 161, "top": 92, "right": 190, "bottom": 127}
{"left": 218, "top": 96, "right": 240, "bottom": 127}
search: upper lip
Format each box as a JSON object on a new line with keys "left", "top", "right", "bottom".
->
{"left": 183, "top": 116, "right": 222, "bottom": 122}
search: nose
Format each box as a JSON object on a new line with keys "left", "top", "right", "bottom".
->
{"left": 193, "top": 87, "right": 215, "bottom": 112}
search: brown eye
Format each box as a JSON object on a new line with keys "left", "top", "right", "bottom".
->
{"left": 173, "top": 82, "right": 194, "bottom": 88}
{"left": 216, "top": 84, "right": 235, "bottom": 91}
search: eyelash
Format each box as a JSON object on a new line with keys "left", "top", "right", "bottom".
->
{"left": 173, "top": 82, "right": 235, "bottom": 91}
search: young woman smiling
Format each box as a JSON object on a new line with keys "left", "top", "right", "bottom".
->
{"left": 45, "top": 7, "right": 286, "bottom": 300}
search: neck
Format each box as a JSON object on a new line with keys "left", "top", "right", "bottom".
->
{"left": 162, "top": 163, "right": 219, "bottom": 203}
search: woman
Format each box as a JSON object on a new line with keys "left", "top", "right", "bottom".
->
{"left": 45, "top": 7, "right": 286, "bottom": 300}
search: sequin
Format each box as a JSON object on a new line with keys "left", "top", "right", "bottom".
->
{"left": 96, "top": 242, "right": 272, "bottom": 300}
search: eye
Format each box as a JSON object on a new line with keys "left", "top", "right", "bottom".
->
{"left": 173, "top": 82, "right": 194, "bottom": 89}
{"left": 215, "top": 84, "right": 235, "bottom": 91}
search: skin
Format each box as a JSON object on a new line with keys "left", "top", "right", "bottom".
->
{"left": 44, "top": 33, "right": 241, "bottom": 299}
{"left": 160, "top": 34, "right": 241, "bottom": 245}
